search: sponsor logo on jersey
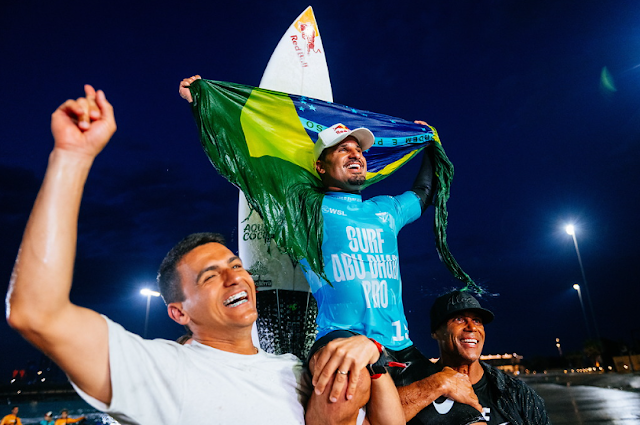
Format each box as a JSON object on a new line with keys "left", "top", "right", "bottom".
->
{"left": 322, "top": 206, "right": 346, "bottom": 216}
{"left": 375, "top": 212, "right": 390, "bottom": 223}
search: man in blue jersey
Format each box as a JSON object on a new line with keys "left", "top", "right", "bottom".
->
{"left": 180, "top": 76, "right": 439, "bottom": 401}
{"left": 303, "top": 122, "right": 438, "bottom": 390}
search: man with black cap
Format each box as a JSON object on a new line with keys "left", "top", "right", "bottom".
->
{"left": 398, "top": 290, "right": 551, "bottom": 425}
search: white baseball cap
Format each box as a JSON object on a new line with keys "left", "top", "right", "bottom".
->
{"left": 313, "top": 123, "right": 375, "bottom": 161}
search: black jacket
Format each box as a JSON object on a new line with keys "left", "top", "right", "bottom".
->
{"left": 481, "top": 362, "right": 552, "bottom": 425}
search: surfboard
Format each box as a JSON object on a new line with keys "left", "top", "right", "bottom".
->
{"left": 240, "top": 6, "right": 332, "bottom": 355}
{"left": 258, "top": 6, "right": 333, "bottom": 101}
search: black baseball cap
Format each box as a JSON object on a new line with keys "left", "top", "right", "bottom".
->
{"left": 430, "top": 290, "right": 494, "bottom": 332}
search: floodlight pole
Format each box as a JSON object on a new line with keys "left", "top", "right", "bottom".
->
{"left": 140, "top": 288, "right": 161, "bottom": 338}
{"left": 565, "top": 225, "right": 600, "bottom": 341}
{"left": 573, "top": 284, "right": 591, "bottom": 339}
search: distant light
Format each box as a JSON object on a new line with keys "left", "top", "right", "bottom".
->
{"left": 479, "top": 353, "right": 523, "bottom": 360}
{"left": 573, "top": 284, "right": 580, "bottom": 290}
{"left": 37, "top": 370, "right": 42, "bottom": 375}
{"left": 565, "top": 224, "right": 575, "bottom": 236}
{"left": 16, "top": 390, "right": 21, "bottom": 394}
{"left": 10, "top": 379, "right": 15, "bottom": 383}
{"left": 140, "top": 288, "right": 160, "bottom": 297}
{"left": 41, "top": 378, "right": 45, "bottom": 382}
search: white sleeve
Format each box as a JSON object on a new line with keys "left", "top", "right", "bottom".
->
{"left": 72, "top": 316, "right": 185, "bottom": 425}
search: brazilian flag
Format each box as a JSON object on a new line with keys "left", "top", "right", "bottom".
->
{"left": 189, "top": 79, "right": 476, "bottom": 287}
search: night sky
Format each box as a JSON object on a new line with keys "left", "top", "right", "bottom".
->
{"left": 2, "top": 0, "right": 639, "bottom": 379}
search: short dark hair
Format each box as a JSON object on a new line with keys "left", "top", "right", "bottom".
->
{"left": 176, "top": 326, "right": 193, "bottom": 345}
{"left": 317, "top": 148, "right": 329, "bottom": 162}
{"left": 157, "top": 232, "right": 226, "bottom": 304}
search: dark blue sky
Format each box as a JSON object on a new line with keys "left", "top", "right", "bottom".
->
{"left": 2, "top": 0, "right": 639, "bottom": 378}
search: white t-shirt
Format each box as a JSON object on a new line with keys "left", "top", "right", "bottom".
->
{"left": 73, "top": 317, "right": 310, "bottom": 425}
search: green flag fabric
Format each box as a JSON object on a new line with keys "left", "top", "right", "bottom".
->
{"left": 189, "top": 78, "right": 478, "bottom": 288}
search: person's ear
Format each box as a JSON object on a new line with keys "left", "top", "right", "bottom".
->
{"left": 431, "top": 327, "right": 443, "bottom": 341}
{"left": 315, "top": 160, "right": 326, "bottom": 175}
{"left": 168, "top": 303, "right": 190, "bottom": 326}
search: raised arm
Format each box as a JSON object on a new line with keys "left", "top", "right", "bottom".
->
{"left": 411, "top": 120, "right": 437, "bottom": 212}
{"left": 6, "top": 85, "right": 117, "bottom": 404}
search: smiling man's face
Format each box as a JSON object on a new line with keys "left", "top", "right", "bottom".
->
{"left": 315, "top": 137, "right": 368, "bottom": 193}
{"left": 174, "top": 242, "right": 257, "bottom": 336}
{"left": 433, "top": 311, "right": 485, "bottom": 366}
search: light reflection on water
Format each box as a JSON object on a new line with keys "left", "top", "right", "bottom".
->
{"left": 529, "top": 383, "right": 640, "bottom": 425}
{"left": 7, "top": 379, "right": 640, "bottom": 425}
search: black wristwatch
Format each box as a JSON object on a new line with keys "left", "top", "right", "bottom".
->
{"left": 367, "top": 338, "right": 388, "bottom": 379}
{"left": 366, "top": 338, "right": 408, "bottom": 379}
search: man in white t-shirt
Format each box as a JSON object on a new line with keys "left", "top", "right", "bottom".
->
{"left": 6, "top": 85, "right": 403, "bottom": 425}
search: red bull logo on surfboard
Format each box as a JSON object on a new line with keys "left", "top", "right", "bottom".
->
{"left": 290, "top": 35, "right": 310, "bottom": 68}
{"left": 299, "top": 22, "right": 321, "bottom": 54}
{"left": 289, "top": 8, "right": 322, "bottom": 68}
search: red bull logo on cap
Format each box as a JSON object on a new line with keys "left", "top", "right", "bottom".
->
{"left": 332, "top": 124, "right": 350, "bottom": 134}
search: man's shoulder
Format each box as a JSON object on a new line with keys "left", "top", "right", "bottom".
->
{"left": 366, "top": 191, "right": 421, "bottom": 218}
{"left": 370, "top": 190, "right": 420, "bottom": 203}
{"left": 481, "top": 362, "right": 512, "bottom": 383}
{"left": 481, "top": 362, "right": 537, "bottom": 394}
{"left": 104, "top": 315, "right": 189, "bottom": 361}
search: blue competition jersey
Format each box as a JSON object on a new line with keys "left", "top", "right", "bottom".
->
{"left": 301, "top": 191, "right": 421, "bottom": 350}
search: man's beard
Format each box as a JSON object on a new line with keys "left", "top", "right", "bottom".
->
{"left": 347, "top": 176, "right": 366, "bottom": 187}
